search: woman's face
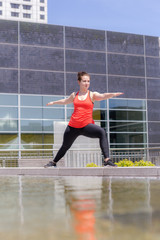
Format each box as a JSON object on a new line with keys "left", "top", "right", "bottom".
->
{"left": 78, "top": 75, "right": 90, "bottom": 91}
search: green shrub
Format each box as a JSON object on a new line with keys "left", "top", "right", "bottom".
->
{"left": 86, "top": 159, "right": 155, "bottom": 167}
{"left": 86, "top": 162, "right": 99, "bottom": 167}
{"left": 134, "top": 160, "right": 155, "bottom": 167}
{"left": 115, "top": 159, "right": 134, "bottom": 167}
{"left": 115, "top": 159, "right": 155, "bottom": 167}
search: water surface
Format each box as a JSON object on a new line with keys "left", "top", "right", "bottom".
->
{"left": 0, "top": 176, "right": 160, "bottom": 240}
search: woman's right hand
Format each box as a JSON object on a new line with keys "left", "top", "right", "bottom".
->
{"left": 46, "top": 102, "right": 53, "bottom": 106}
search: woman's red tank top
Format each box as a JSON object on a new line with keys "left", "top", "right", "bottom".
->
{"left": 68, "top": 91, "right": 95, "bottom": 128}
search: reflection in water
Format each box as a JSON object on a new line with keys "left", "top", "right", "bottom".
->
{"left": 1, "top": 176, "right": 160, "bottom": 240}
{"left": 70, "top": 198, "right": 96, "bottom": 240}
{"left": 18, "top": 176, "right": 24, "bottom": 225}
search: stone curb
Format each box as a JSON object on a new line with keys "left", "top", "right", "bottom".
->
{"left": 0, "top": 167, "right": 159, "bottom": 177}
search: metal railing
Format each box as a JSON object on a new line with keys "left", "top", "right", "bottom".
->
{"left": 0, "top": 147, "right": 160, "bottom": 167}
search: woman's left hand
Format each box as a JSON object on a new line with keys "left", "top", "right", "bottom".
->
{"left": 114, "top": 92, "right": 124, "bottom": 97}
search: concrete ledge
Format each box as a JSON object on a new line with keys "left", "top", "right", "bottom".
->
{"left": 0, "top": 167, "right": 159, "bottom": 177}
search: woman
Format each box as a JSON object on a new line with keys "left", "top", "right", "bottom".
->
{"left": 44, "top": 72, "right": 123, "bottom": 168}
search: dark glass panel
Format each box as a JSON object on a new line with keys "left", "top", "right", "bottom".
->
{"left": 110, "top": 133, "right": 129, "bottom": 144}
{"left": 107, "top": 31, "right": 144, "bottom": 55}
{"left": 110, "top": 110, "right": 127, "bottom": 121}
{"left": 146, "top": 57, "right": 160, "bottom": 78}
{"left": 20, "top": 46, "right": 64, "bottom": 71}
{"left": 0, "top": 45, "right": 18, "bottom": 68}
{"left": 100, "top": 121, "right": 107, "bottom": 130}
{"left": 108, "top": 76, "right": 146, "bottom": 99}
{"left": 108, "top": 54, "right": 145, "bottom": 77}
{"left": 20, "top": 22, "right": 63, "bottom": 47}
{"left": 128, "top": 111, "right": 146, "bottom": 121}
{"left": 148, "top": 122, "right": 160, "bottom": 144}
{"left": 89, "top": 74, "right": 107, "bottom": 93}
{"left": 128, "top": 122, "right": 146, "bottom": 132}
{"left": 109, "top": 110, "right": 146, "bottom": 121}
{"left": 0, "top": 20, "right": 18, "bottom": 44}
{"left": 0, "top": 69, "right": 18, "bottom": 94}
{"left": 110, "top": 144, "right": 129, "bottom": 149}
{"left": 65, "top": 27, "right": 105, "bottom": 51}
{"left": 145, "top": 36, "right": 159, "bottom": 56}
{"left": 110, "top": 122, "right": 146, "bottom": 132}
{"left": 129, "top": 133, "right": 147, "bottom": 144}
{"left": 110, "top": 133, "right": 146, "bottom": 144}
{"left": 66, "top": 50, "right": 106, "bottom": 74}
{"left": 20, "top": 71, "right": 64, "bottom": 95}
{"left": 110, "top": 144, "right": 147, "bottom": 149}
{"left": 149, "top": 143, "right": 160, "bottom": 148}
{"left": 65, "top": 73, "right": 79, "bottom": 94}
{"left": 147, "top": 78, "right": 160, "bottom": 100}
{"left": 148, "top": 101, "right": 160, "bottom": 121}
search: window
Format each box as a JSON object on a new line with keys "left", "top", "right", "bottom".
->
{"left": 0, "top": 95, "right": 18, "bottom": 106}
{"left": 0, "top": 120, "right": 18, "bottom": 132}
{"left": 109, "top": 99, "right": 147, "bottom": 149}
{"left": 11, "top": 3, "right": 20, "bottom": 9}
{"left": 0, "top": 10, "right": 2, "bottom": 15}
{"left": 40, "top": 14, "right": 45, "bottom": 20}
{"left": 23, "top": 5, "right": 32, "bottom": 10}
{"left": 11, "top": 12, "right": 19, "bottom": 17}
{"left": 40, "top": 0, "right": 45, "bottom": 3}
{"left": 0, "top": 107, "right": 18, "bottom": 119}
{"left": 23, "top": 13, "right": 31, "bottom": 18}
{"left": 23, "top": 0, "right": 31, "bottom": 2}
{"left": 0, "top": 2, "right": 2, "bottom": 7}
{"left": 40, "top": 6, "right": 44, "bottom": 11}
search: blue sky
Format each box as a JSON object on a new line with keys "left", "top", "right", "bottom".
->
{"left": 48, "top": 0, "right": 160, "bottom": 37}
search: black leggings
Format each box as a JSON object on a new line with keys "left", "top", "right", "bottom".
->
{"left": 53, "top": 124, "right": 109, "bottom": 163}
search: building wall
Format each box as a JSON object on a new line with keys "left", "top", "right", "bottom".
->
{"left": 0, "top": 19, "right": 159, "bottom": 154}
{"left": 0, "top": 0, "right": 47, "bottom": 23}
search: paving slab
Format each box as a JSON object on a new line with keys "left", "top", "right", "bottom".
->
{"left": 0, "top": 167, "right": 159, "bottom": 177}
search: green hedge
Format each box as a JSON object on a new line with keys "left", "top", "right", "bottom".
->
{"left": 86, "top": 159, "right": 155, "bottom": 167}
{"left": 115, "top": 159, "right": 155, "bottom": 167}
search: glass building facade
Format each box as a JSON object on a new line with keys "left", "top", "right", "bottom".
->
{"left": 0, "top": 19, "right": 159, "bottom": 160}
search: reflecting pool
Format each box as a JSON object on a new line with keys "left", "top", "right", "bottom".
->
{"left": 0, "top": 176, "right": 160, "bottom": 240}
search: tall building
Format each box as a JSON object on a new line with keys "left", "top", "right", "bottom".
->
{"left": 0, "top": 0, "right": 47, "bottom": 23}
{"left": 0, "top": 19, "right": 159, "bottom": 166}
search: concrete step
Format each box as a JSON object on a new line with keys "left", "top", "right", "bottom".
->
{"left": 0, "top": 166, "right": 159, "bottom": 177}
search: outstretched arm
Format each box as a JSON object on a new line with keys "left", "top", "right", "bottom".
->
{"left": 46, "top": 92, "right": 75, "bottom": 106}
{"left": 92, "top": 92, "right": 124, "bottom": 101}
